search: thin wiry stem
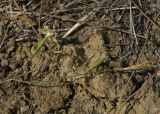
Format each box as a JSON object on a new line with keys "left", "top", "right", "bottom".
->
{"left": 0, "top": 24, "right": 9, "bottom": 50}
{"left": 129, "top": 0, "right": 138, "bottom": 45}
{"left": 131, "top": 0, "right": 160, "bottom": 32}
{"left": 13, "top": 0, "right": 41, "bottom": 39}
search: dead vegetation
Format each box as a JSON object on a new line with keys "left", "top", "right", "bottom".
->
{"left": 0, "top": 0, "right": 160, "bottom": 114}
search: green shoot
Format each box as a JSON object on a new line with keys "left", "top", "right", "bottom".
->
{"left": 31, "top": 26, "right": 57, "bottom": 56}
{"left": 85, "top": 53, "right": 109, "bottom": 73}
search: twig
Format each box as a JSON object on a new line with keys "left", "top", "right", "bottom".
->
{"left": 116, "top": 1, "right": 129, "bottom": 22}
{"left": 38, "top": 0, "right": 42, "bottom": 29}
{"left": 0, "top": 24, "right": 9, "bottom": 50}
{"left": 0, "top": 78, "right": 67, "bottom": 87}
{"left": 131, "top": 0, "right": 160, "bottom": 32}
{"left": 13, "top": 0, "right": 41, "bottom": 39}
{"left": 117, "top": 71, "right": 135, "bottom": 113}
{"left": 118, "top": 78, "right": 152, "bottom": 114}
{"left": 0, "top": 70, "right": 65, "bottom": 87}
{"left": 105, "top": 26, "right": 147, "bottom": 39}
{"left": 129, "top": 0, "right": 134, "bottom": 48}
{"left": 118, "top": 30, "right": 150, "bottom": 113}
{"left": 129, "top": 0, "right": 138, "bottom": 45}
{"left": 97, "top": 0, "right": 137, "bottom": 25}
{"left": 62, "top": 9, "right": 97, "bottom": 38}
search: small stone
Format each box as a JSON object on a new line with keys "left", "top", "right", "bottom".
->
{"left": 7, "top": 46, "right": 15, "bottom": 53}
{"left": 9, "top": 61, "right": 17, "bottom": 70}
{"left": 109, "top": 61, "right": 122, "bottom": 68}
{"left": 20, "top": 105, "right": 29, "bottom": 113}
{"left": 1, "top": 59, "right": 9, "bottom": 67}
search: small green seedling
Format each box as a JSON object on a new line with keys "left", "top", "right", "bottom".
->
{"left": 31, "top": 26, "right": 58, "bottom": 56}
{"left": 85, "top": 53, "right": 109, "bottom": 73}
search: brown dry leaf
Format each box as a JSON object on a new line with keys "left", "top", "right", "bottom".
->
{"left": 113, "top": 61, "right": 151, "bottom": 71}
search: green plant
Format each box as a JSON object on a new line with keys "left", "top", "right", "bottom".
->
{"left": 31, "top": 26, "right": 58, "bottom": 56}
{"left": 85, "top": 53, "right": 109, "bottom": 73}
